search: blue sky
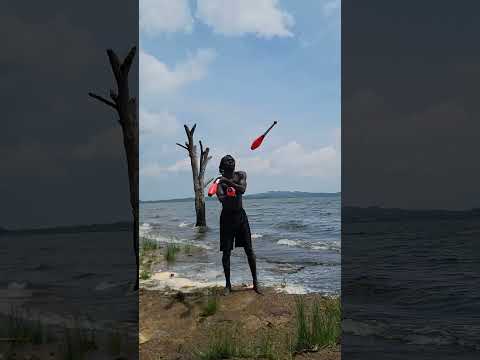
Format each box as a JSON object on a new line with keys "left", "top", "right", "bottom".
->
{"left": 140, "top": 0, "right": 340, "bottom": 200}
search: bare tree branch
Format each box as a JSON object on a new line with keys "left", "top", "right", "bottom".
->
{"left": 106, "top": 49, "right": 121, "bottom": 80}
{"left": 110, "top": 89, "right": 118, "bottom": 102}
{"left": 176, "top": 143, "right": 189, "bottom": 151}
{"left": 121, "top": 46, "right": 137, "bottom": 74}
{"left": 88, "top": 92, "right": 117, "bottom": 109}
{"left": 199, "top": 141, "right": 204, "bottom": 168}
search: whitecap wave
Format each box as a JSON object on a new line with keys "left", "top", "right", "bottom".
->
{"left": 95, "top": 281, "right": 119, "bottom": 291}
{"left": 312, "top": 245, "right": 329, "bottom": 250}
{"left": 142, "top": 232, "right": 212, "bottom": 250}
{"left": 252, "top": 233, "right": 263, "bottom": 239}
{"left": 139, "top": 223, "right": 152, "bottom": 235}
{"left": 277, "top": 239, "right": 299, "bottom": 247}
{"left": 178, "top": 221, "right": 191, "bottom": 228}
{"left": 275, "top": 283, "right": 307, "bottom": 294}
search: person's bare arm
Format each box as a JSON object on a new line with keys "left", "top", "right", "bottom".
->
{"left": 216, "top": 182, "right": 228, "bottom": 203}
{"left": 220, "top": 172, "right": 247, "bottom": 194}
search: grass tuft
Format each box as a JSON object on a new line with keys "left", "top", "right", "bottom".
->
{"left": 4, "top": 307, "right": 51, "bottom": 345}
{"left": 200, "top": 295, "right": 219, "bottom": 317}
{"left": 165, "top": 243, "right": 180, "bottom": 263}
{"left": 60, "top": 324, "right": 97, "bottom": 360}
{"left": 195, "top": 326, "right": 246, "bottom": 360}
{"left": 140, "top": 237, "right": 158, "bottom": 255}
{"left": 140, "top": 268, "right": 152, "bottom": 280}
{"left": 195, "top": 326, "right": 284, "bottom": 360}
{"left": 294, "top": 296, "right": 341, "bottom": 352}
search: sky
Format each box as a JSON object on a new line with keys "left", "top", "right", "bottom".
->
{"left": 139, "top": 0, "right": 340, "bottom": 200}
{"left": 1, "top": 0, "right": 137, "bottom": 228}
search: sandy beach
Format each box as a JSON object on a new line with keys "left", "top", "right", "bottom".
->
{"left": 140, "top": 286, "right": 340, "bottom": 360}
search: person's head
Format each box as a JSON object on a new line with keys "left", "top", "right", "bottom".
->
{"left": 219, "top": 155, "right": 235, "bottom": 176}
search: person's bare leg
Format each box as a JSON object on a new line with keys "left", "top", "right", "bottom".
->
{"left": 245, "top": 247, "right": 262, "bottom": 294}
{"left": 222, "top": 250, "right": 232, "bottom": 295}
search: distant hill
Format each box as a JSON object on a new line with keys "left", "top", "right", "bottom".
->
{"left": 0, "top": 221, "right": 133, "bottom": 236}
{"left": 141, "top": 191, "right": 340, "bottom": 204}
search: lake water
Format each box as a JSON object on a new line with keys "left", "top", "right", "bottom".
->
{"left": 0, "top": 228, "right": 137, "bottom": 334}
{"left": 140, "top": 195, "right": 340, "bottom": 294}
{"left": 342, "top": 207, "right": 480, "bottom": 357}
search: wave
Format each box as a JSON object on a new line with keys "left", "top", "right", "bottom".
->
{"left": 276, "top": 238, "right": 340, "bottom": 252}
{"left": 277, "top": 239, "right": 298, "bottom": 247}
{"left": 141, "top": 232, "right": 212, "bottom": 250}
{"left": 72, "top": 272, "right": 96, "bottom": 280}
{"left": 276, "top": 220, "right": 308, "bottom": 231}
{"left": 95, "top": 281, "right": 121, "bottom": 291}
{"left": 343, "top": 319, "right": 480, "bottom": 350}
{"left": 139, "top": 223, "right": 151, "bottom": 235}
{"left": 178, "top": 221, "right": 191, "bottom": 228}
{"left": 275, "top": 283, "right": 307, "bottom": 294}
{"left": 251, "top": 233, "right": 263, "bottom": 239}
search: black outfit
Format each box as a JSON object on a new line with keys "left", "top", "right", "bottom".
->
{"left": 219, "top": 184, "right": 252, "bottom": 251}
{"left": 216, "top": 170, "right": 259, "bottom": 292}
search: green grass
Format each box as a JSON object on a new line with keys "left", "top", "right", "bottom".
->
{"left": 140, "top": 237, "right": 158, "bottom": 255}
{"left": 200, "top": 295, "right": 219, "bottom": 317}
{"left": 165, "top": 243, "right": 180, "bottom": 262}
{"left": 60, "top": 324, "right": 97, "bottom": 360}
{"left": 4, "top": 307, "right": 50, "bottom": 345}
{"left": 294, "top": 297, "right": 341, "bottom": 352}
{"left": 140, "top": 268, "right": 152, "bottom": 280}
{"left": 195, "top": 327, "right": 285, "bottom": 360}
{"left": 251, "top": 331, "right": 280, "bottom": 360}
{"left": 195, "top": 327, "right": 247, "bottom": 360}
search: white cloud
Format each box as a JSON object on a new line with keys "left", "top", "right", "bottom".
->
{"left": 236, "top": 141, "right": 340, "bottom": 178}
{"left": 140, "top": 108, "right": 180, "bottom": 137}
{"left": 140, "top": 48, "right": 216, "bottom": 94}
{"left": 140, "top": 0, "right": 193, "bottom": 35}
{"left": 196, "top": 0, "right": 294, "bottom": 38}
{"left": 141, "top": 157, "right": 191, "bottom": 177}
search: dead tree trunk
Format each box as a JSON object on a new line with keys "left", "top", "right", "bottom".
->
{"left": 176, "top": 124, "right": 212, "bottom": 227}
{"left": 89, "top": 47, "right": 139, "bottom": 290}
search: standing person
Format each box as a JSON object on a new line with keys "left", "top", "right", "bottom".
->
{"left": 215, "top": 155, "right": 261, "bottom": 295}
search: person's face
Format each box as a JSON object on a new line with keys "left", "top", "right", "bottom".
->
{"left": 220, "top": 158, "right": 235, "bottom": 176}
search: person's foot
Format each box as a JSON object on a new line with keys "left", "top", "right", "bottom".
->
{"left": 223, "top": 285, "right": 232, "bottom": 296}
{"left": 253, "top": 282, "right": 263, "bottom": 295}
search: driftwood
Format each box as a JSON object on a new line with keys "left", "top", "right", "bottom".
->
{"left": 89, "top": 47, "right": 139, "bottom": 290}
{"left": 176, "top": 124, "right": 212, "bottom": 227}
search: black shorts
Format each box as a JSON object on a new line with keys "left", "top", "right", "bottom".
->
{"left": 220, "top": 208, "right": 252, "bottom": 252}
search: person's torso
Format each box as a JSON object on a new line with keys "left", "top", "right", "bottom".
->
{"left": 220, "top": 172, "right": 243, "bottom": 213}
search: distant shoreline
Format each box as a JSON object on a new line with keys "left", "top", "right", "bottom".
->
{"left": 0, "top": 221, "right": 133, "bottom": 236}
{"left": 141, "top": 191, "right": 341, "bottom": 204}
